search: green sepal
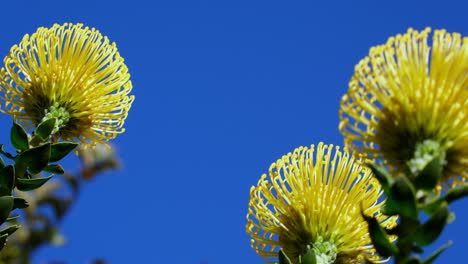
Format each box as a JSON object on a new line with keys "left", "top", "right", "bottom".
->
{"left": 35, "top": 118, "right": 57, "bottom": 141}
{"left": 362, "top": 212, "right": 398, "bottom": 257}
{"left": 414, "top": 203, "right": 449, "bottom": 246}
{"left": 279, "top": 249, "right": 293, "bottom": 264}
{"left": 13, "top": 197, "right": 28, "bottom": 209}
{"left": 0, "top": 145, "right": 15, "bottom": 160}
{"left": 300, "top": 248, "right": 317, "bottom": 264}
{"left": 0, "top": 196, "right": 13, "bottom": 224}
{"left": 421, "top": 240, "right": 452, "bottom": 264}
{"left": 10, "top": 121, "right": 29, "bottom": 152}
{"left": 43, "top": 164, "right": 65, "bottom": 174}
{"left": 16, "top": 175, "right": 53, "bottom": 191}
{"left": 15, "top": 143, "right": 51, "bottom": 175}
{"left": 0, "top": 165, "right": 14, "bottom": 196}
{"left": 0, "top": 233, "right": 8, "bottom": 251}
{"left": 367, "top": 163, "right": 393, "bottom": 194}
{"left": 413, "top": 158, "right": 442, "bottom": 191}
{"left": 50, "top": 142, "right": 78, "bottom": 163}
{"left": 384, "top": 176, "right": 418, "bottom": 220}
{"left": 0, "top": 225, "right": 19, "bottom": 237}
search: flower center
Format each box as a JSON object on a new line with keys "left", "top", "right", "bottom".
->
{"left": 42, "top": 102, "right": 70, "bottom": 135}
{"left": 311, "top": 236, "right": 337, "bottom": 264}
{"left": 407, "top": 139, "right": 447, "bottom": 175}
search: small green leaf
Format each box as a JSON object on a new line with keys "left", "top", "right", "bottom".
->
{"left": 16, "top": 175, "right": 53, "bottom": 191}
{"left": 50, "top": 142, "right": 78, "bottom": 162}
{"left": 0, "top": 156, "right": 5, "bottom": 169}
{"left": 384, "top": 176, "right": 418, "bottom": 220}
{"left": 43, "top": 164, "right": 65, "bottom": 174}
{"left": 35, "top": 118, "right": 57, "bottom": 141}
{"left": 5, "top": 215, "right": 19, "bottom": 222}
{"left": 421, "top": 240, "right": 452, "bottom": 264}
{"left": 414, "top": 203, "right": 449, "bottom": 246}
{"left": 414, "top": 158, "right": 442, "bottom": 191}
{"left": 10, "top": 121, "right": 29, "bottom": 151}
{"left": 300, "top": 248, "right": 317, "bottom": 264}
{"left": 13, "top": 197, "right": 28, "bottom": 209}
{"left": 15, "top": 143, "right": 51, "bottom": 174}
{"left": 0, "top": 144, "right": 15, "bottom": 160}
{"left": 0, "top": 225, "right": 19, "bottom": 237}
{"left": 0, "top": 196, "right": 13, "bottom": 224}
{"left": 362, "top": 212, "right": 398, "bottom": 257}
{"left": 279, "top": 249, "right": 293, "bottom": 264}
{"left": 0, "top": 165, "right": 14, "bottom": 196}
{"left": 367, "top": 163, "right": 393, "bottom": 193}
{"left": 443, "top": 185, "right": 468, "bottom": 204}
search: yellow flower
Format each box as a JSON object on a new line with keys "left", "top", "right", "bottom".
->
{"left": 246, "top": 143, "right": 395, "bottom": 264}
{"left": 339, "top": 28, "right": 468, "bottom": 187}
{"left": 0, "top": 23, "right": 134, "bottom": 147}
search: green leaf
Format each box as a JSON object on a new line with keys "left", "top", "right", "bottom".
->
{"left": 13, "top": 197, "right": 28, "bottom": 209}
{"left": 0, "top": 144, "right": 15, "bottom": 160}
{"left": 421, "top": 240, "right": 452, "bottom": 264}
{"left": 14, "top": 162, "right": 27, "bottom": 180}
{"left": 422, "top": 185, "right": 468, "bottom": 215}
{"left": 414, "top": 203, "right": 449, "bottom": 246}
{"left": 367, "top": 163, "right": 393, "bottom": 193}
{"left": 15, "top": 143, "right": 51, "bottom": 174}
{"left": 0, "top": 156, "right": 5, "bottom": 169}
{"left": 0, "top": 165, "right": 14, "bottom": 196}
{"left": 279, "top": 249, "right": 293, "bottom": 264}
{"left": 16, "top": 175, "right": 53, "bottom": 191}
{"left": 10, "top": 121, "right": 29, "bottom": 151}
{"left": 0, "top": 196, "right": 13, "bottom": 224}
{"left": 42, "top": 164, "right": 65, "bottom": 174}
{"left": 35, "top": 118, "right": 56, "bottom": 141}
{"left": 414, "top": 158, "right": 443, "bottom": 191}
{"left": 443, "top": 185, "right": 468, "bottom": 204}
{"left": 50, "top": 142, "right": 78, "bottom": 163}
{"left": 384, "top": 176, "right": 418, "bottom": 220}
{"left": 300, "top": 248, "right": 317, "bottom": 264}
{"left": 0, "top": 225, "right": 19, "bottom": 237}
{"left": 5, "top": 215, "right": 19, "bottom": 222}
{"left": 362, "top": 212, "right": 398, "bottom": 257}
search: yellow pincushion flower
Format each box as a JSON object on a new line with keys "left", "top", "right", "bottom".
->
{"left": 246, "top": 143, "right": 395, "bottom": 264}
{"left": 0, "top": 23, "right": 134, "bottom": 147}
{"left": 340, "top": 28, "right": 468, "bottom": 187}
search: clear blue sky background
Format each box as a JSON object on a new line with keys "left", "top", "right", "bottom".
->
{"left": 0, "top": 1, "right": 466, "bottom": 263}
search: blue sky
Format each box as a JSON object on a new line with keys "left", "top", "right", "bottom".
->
{"left": 0, "top": 1, "right": 466, "bottom": 263}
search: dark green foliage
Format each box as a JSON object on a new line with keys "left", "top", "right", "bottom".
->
{"left": 365, "top": 159, "right": 459, "bottom": 263}
{"left": 0, "top": 197, "right": 13, "bottom": 224}
{"left": 10, "top": 121, "right": 28, "bottom": 152}
{"left": 384, "top": 177, "right": 417, "bottom": 220}
{"left": 0, "top": 166, "right": 14, "bottom": 196}
{"left": 16, "top": 176, "right": 53, "bottom": 191}
{"left": 50, "top": 142, "right": 78, "bottom": 162}
{"left": 413, "top": 158, "right": 442, "bottom": 191}
{"left": 362, "top": 212, "right": 399, "bottom": 257}
{"left": 15, "top": 143, "right": 51, "bottom": 175}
